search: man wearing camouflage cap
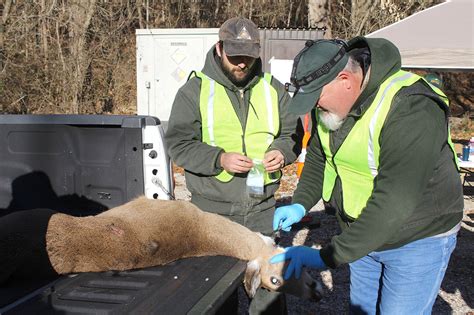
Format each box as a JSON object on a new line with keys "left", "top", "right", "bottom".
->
{"left": 166, "top": 17, "right": 300, "bottom": 314}
{"left": 271, "top": 37, "right": 463, "bottom": 313}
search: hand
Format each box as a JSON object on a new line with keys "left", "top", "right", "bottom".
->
{"left": 270, "top": 246, "right": 327, "bottom": 279}
{"left": 273, "top": 203, "right": 306, "bottom": 232}
{"left": 263, "top": 150, "right": 285, "bottom": 173}
{"left": 220, "top": 152, "right": 253, "bottom": 173}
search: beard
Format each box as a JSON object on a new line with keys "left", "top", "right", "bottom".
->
{"left": 317, "top": 108, "right": 345, "bottom": 131}
{"left": 220, "top": 59, "right": 256, "bottom": 87}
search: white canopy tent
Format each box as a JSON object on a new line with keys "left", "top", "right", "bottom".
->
{"left": 366, "top": 0, "right": 474, "bottom": 70}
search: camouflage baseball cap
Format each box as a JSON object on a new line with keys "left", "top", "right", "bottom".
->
{"left": 219, "top": 17, "right": 260, "bottom": 58}
{"left": 288, "top": 39, "right": 349, "bottom": 114}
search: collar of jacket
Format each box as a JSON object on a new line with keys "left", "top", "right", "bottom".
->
{"left": 345, "top": 36, "right": 402, "bottom": 120}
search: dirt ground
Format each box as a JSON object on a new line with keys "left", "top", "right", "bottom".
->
{"left": 173, "top": 164, "right": 473, "bottom": 314}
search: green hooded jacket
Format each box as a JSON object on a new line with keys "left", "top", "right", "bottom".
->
{"left": 165, "top": 46, "right": 301, "bottom": 234}
{"left": 292, "top": 37, "right": 463, "bottom": 268}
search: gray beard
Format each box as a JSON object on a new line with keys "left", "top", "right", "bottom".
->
{"left": 318, "top": 108, "right": 344, "bottom": 131}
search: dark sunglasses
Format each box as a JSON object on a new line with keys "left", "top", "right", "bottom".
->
{"left": 285, "top": 39, "right": 348, "bottom": 93}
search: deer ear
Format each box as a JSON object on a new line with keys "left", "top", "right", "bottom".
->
{"left": 244, "top": 259, "right": 261, "bottom": 298}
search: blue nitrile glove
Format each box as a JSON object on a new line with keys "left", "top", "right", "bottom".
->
{"left": 273, "top": 203, "right": 306, "bottom": 232}
{"left": 270, "top": 246, "right": 327, "bottom": 280}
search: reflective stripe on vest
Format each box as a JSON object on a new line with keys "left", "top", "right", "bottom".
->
{"left": 318, "top": 70, "right": 457, "bottom": 219}
{"left": 196, "top": 72, "right": 281, "bottom": 183}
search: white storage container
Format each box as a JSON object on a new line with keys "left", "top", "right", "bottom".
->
{"left": 136, "top": 28, "right": 219, "bottom": 125}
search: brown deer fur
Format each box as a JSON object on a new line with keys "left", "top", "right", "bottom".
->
{"left": 47, "top": 197, "right": 270, "bottom": 273}
{"left": 4, "top": 197, "right": 323, "bottom": 300}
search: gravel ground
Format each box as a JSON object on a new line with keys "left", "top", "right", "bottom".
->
{"left": 173, "top": 165, "right": 474, "bottom": 314}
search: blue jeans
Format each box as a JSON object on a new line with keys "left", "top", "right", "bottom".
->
{"left": 349, "top": 232, "right": 457, "bottom": 315}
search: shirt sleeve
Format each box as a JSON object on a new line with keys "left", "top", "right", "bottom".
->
{"left": 267, "top": 77, "right": 303, "bottom": 165}
{"left": 165, "top": 77, "right": 224, "bottom": 176}
{"left": 292, "top": 111, "right": 325, "bottom": 211}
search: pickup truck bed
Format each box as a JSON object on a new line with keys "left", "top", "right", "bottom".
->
{"left": 1, "top": 256, "right": 245, "bottom": 314}
{"left": 0, "top": 115, "right": 245, "bottom": 314}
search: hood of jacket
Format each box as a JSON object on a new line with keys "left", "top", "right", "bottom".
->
{"left": 201, "top": 46, "right": 264, "bottom": 92}
{"left": 347, "top": 36, "right": 402, "bottom": 117}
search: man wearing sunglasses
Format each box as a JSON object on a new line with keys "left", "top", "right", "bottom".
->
{"left": 166, "top": 17, "right": 300, "bottom": 314}
{"left": 271, "top": 37, "right": 463, "bottom": 314}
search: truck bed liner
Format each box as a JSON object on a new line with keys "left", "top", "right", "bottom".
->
{"left": 1, "top": 256, "right": 245, "bottom": 314}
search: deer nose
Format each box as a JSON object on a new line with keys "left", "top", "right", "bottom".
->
{"left": 310, "top": 280, "right": 323, "bottom": 301}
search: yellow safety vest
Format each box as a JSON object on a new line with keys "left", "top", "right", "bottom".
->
{"left": 195, "top": 72, "right": 281, "bottom": 183}
{"left": 318, "top": 70, "right": 458, "bottom": 219}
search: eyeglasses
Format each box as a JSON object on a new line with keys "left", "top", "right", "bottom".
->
{"left": 285, "top": 39, "right": 348, "bottom": 93}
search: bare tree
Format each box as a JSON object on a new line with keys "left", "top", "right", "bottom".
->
{"left": 308, "top": 0, "right": 331, "bottom": 37}
{"left": 68, "top": 0, "right": 97, "bottom": 113}
{"left": 329, "top": 0, "right": 441, "bottom": 39}
{"left": 351, "top": 0, "right": 374, "bottom": 36}
{"left": 3, "top": 0, "right": 460, "bottom": 117}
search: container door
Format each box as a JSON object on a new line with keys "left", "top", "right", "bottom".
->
{"left": 152, "top": 35, "right": 217, "bottom": 123}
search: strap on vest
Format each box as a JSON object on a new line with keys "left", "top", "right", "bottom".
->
{"left": 188, "top": 70, "right": 198, "bottom": 81}
{"left": 367, "top": 71, "right": 416, "bottom": 176}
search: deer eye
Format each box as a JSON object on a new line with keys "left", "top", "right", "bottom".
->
{"left": 270, "top": 276, "right": 281, "bottom": 286}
